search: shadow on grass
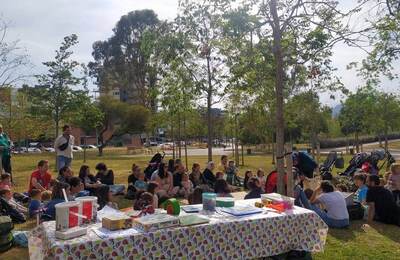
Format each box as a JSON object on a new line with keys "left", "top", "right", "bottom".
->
{"left": 371, "top": 221, "right": 400, "bottom": 243}
{"left": 329, "top": 220, "right": 400, "bottom": 244}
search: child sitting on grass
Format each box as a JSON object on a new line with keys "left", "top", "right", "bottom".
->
{"left": 214, "top": 179, "right": 232, "bottom": 197}
{"left": 256, "top": 169, "right": 266, "bottom": 192}
{"left": 188, "top": 187, "right": 204, "bottom": 205}
{"left": 243, "top": 170, "right": 253, "bottom": 190}
{"left": 28, "top": 189, "right": 42, "bottom": 218}
{"left": 133, "top": 191, "right": 155, "bottom": 215}
{"left": 97, "top": 185, "right": 118, "bottom": 210}
{"left": 147, "top": 182, "right": 159, "bottom": 208}
{"left": 244, "top": 177, "right": 263, "bottom": 199}
{"left": 179, "top": 174, "right": 193, "bottom": 198}
{"left": 41, "top": 190, "right": 52, "bottom": 204}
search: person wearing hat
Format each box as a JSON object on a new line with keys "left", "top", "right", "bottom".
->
{"left": 0, "top": 124, "right": 12, "bottom": 177}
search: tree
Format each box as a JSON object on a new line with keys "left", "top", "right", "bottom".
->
{"left": 89, "top": 10, "right": 161, "bottom": 110}
{"left": 372, "top": 92, "right": 400, "bottom": 150}
{"left": 97, "top": 96, "right": 150, "bottom": 156}
{"left": 0, "top": 86, "right": 50, "bottom": 142}
{"left": 286, "top": 91, "right": 329, "bottom": 149}
{"left": 0, "top": 18, "right": 30, "bottom": 87}
{"left": 72, "top": 98, "right": 104, "bottom": 136}
{"left": 356, "top": 0, "right": 400, "bottom": 82}
{"left": 32, "top": 34, "right": 88, "bottom": 138}
{"left": 250, "top": 0, "right": 361, "bottom": 194}
{"left": 338, "top": 87, "right": 376, "bottom": 152}
{"left": 176, "top": 0, "right": 231, "bottom": 162}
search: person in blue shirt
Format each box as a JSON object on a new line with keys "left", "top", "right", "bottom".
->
{"left": 28, "top": 189, "right": 42, "bottom": 218}
{"left": 43, "top": 181, "right": 70, "bottom": 220}
{"left": 353, "top": 172, "right": 368, "bottom": 204}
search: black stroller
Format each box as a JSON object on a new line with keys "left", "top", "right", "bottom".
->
{"left": 144, "top": 152, "right": 165, "bottom": 180}
{"left": 319, "top": 151, "right": 345, "bottom": 180}
{"left": 340, "top": 150, "right": 395, "bottom": 177}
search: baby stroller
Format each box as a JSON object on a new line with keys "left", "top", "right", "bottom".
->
{"left": 144, "top": 152, "right": 165, "bottom": 180}
{"left": 340, "top": 150, "right": 395, "bottom": 177}
{"left": 319, "top": 151, "right": 345, "bottom": 180}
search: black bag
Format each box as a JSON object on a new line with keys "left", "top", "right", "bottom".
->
{"left": 58, "top": 136, "right": 70, "bottom": 151}
{"left": 335, "top": 157, "right": 345, "bottom": 169}
{"left": 0, "top": 216, "right": 14, "bottom": 253}
{"left": 347, "top": 202, "right": 364, "bottom": 220}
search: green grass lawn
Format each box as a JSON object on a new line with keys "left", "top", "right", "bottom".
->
{"left": 1, "top": 149, "right": 399, "bottom": 259}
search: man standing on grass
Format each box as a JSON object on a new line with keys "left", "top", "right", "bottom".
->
{"left": 54, "top": 125, "right": 75, "bottom": 171}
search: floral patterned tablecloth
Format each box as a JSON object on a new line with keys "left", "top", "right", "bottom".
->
{"left": 28, "top": 199, "right": 328, "bottom": 259}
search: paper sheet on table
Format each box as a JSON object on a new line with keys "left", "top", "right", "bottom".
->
{"left": 96, "top": 205, "right": 126, "bottom": 222}
{"left": 92, "top": 226, "right": 141, "bottom": 239}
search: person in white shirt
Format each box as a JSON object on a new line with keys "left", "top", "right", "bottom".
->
{"left": 310, "top": 181, "right": 349, "bottom": 228}
{"left": 54, "top": 125, "right": 75, "bottom": 171}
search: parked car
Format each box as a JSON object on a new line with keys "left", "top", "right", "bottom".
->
{"left": 27, "top": 147, "right": 42, "bottom": 153}
{"left": 72, "top": 146, "right": 83, "bottom": 151}
{"left": 44, "top": 147, "right": 55, "bottom": 152}
{"left": 80, "top": 145, "right": 97, "bottom": 149}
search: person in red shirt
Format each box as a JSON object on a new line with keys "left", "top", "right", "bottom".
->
{"left": 29, "top": 160, "right": 52, "bottom": 193}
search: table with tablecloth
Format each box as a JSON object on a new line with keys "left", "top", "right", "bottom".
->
{"left": 28, "top": 199, "right": 328, "bottom": 259}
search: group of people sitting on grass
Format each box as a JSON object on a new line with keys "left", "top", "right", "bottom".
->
{"left": 0, "top": 154, "right": 398, "bottom": 229}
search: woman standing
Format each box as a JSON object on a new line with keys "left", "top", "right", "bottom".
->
{"left": 0, "top": 124, "right": 12, "bottom": 177}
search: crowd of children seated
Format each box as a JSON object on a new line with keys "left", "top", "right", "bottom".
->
{"left": 0, "top": 155, "right": 399, "bottom": 229}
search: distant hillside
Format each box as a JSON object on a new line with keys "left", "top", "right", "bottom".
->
{"left": 332, "top": 104, "right": 342, "bottom": 118}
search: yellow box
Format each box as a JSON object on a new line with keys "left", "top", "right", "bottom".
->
{"left": 102, "top": 215, "right": 133, "bottom": 231}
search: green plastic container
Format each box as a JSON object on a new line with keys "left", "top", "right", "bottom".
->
{"left": 216, "top": 197, "right": 235, "bottom": 207}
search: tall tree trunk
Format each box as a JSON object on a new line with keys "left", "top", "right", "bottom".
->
{"left": 55, "top": 115, "right": 59, "bottom": 169}
{"left": 241, "top": 143, "right": 244, "bottom": 166}
{"left": 285, "top": 143, "right": 293, "bottom": 197}
{"left": 270, "top": 0, "right": 285, "bottom": 195}
{"left": 384, "top": 126, "right": 388, "bottom": 151}
{"left": 235, "top": 114, "right": 239, "bottom": 166}
{"left": 178, "top": 112, "right": 182, "bottom": 158}
{"left": 355, "top": 132, "right": 359, "bottom": 153}
{"left": 171, "top": 124, "right": 175, "bottom": 160}
{"left": 183, "top": 113, "right": 188, "bottom": 170}
{"left": 206, "top": 56, "right": 213, "bottom": 162}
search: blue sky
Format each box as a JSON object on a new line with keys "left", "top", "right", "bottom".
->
{"left": 1, "top": 0, "right": 398, "bottom": 107}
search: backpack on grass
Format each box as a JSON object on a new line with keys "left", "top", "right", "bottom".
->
{"left": 0, "top": 216, "right": 14, "bottom": 252}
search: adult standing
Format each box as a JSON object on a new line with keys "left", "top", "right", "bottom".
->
{"left": 54, "top": 125, "right": 74, "bottom": 171}
{"left": 0, "top": 124, "right": 12, "bottom": 177}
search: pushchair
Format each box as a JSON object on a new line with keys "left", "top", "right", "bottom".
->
{"left": 319, "top": 151, "right": 345, "bottom": 180}
{"left": 143, "top": 152, "right": 165, "bottom": 181}
{"left": 340, "top": 150, "right": 395, "bottom": 177}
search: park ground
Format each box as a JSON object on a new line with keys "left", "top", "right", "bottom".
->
{"left": 1, "top": 146, "right": 400, "bottom": 260}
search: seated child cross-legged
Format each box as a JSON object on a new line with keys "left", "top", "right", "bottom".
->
{"left": 28, "top": 189, "right": 43, "bottom": 218}
{"left": 244, "top": 177, "right": 264, "bottom": 199}
{"left": 96, "top": 185, "right": 118, "bottom": 210}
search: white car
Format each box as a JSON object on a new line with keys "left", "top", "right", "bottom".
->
{"left": 44, "top": 147, "right": 55, "bottom": 152}
{"left": 27, "top": 147, "right": 42, "bottom": 153}
{"left": 72, "top": 146, "right": 83, "bottom": 151}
